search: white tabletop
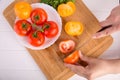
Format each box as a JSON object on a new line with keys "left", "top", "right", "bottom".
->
{"left": 0, "top": 0, "right": 120, "bottom": 80}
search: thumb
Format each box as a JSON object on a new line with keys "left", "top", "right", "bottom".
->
{"left": 78, "top": 51, "right": 91, "bottom": 63}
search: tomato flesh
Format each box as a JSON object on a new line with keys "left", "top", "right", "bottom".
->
{"left": 59, "top": 40, "right": 75, "bottom": 54}
{"left": 64, "top": 50, "right": 80, "bottom": 64}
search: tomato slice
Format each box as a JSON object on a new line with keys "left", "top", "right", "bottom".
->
{"left": 59, "top": 40, "right": 75, "bottom": 54}
{"left": 64, "top": 50, "right": 80, "bottom": 64}
{"left": 57, "top": 2, "right": 76, "bottom": 17}
{"left": 67, "top": 2, "right": 76, "bottom": 12}
{"left": 65, "top": 21, "right": 84, "bottom": 36}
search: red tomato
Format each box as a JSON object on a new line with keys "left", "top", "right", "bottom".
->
{"left": 14, "top": 20, "right": 32, "bottom": 36}
{"left": 42, "top": 21, "right": 59, "bottom": 38}
{"left": 64, "top": 50, "right": 80, "bottom": 64}
{"left": 28, "top": 31, "right": 45, "bottom": 47}
{"left": 30, "top": 8, "right": 48, "bottom": 25}
{"left": 59, "top": 40, "right": 75, "bottom": 54}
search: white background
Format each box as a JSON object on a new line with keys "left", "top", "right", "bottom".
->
{"left": 0, "top": 0, "right": 120, "bottom": 80}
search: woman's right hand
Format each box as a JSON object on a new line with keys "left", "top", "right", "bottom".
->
{"left": 93, "top": 5, "right": 120, "bottom": 39}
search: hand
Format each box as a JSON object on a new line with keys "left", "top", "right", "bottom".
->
{"left": 64, "top": 51, "right": 120, "bottom": 80}
{"left": 93, "top": 5, "right": 120, "bottom": 39}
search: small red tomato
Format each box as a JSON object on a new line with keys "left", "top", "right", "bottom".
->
{"left": 14, "top": 20, "right": 32, "bottom": 36}
{"left": 64, "top": 50, "right": 80, "bottom": 64}
{"left": 59, "top": 40, "right": 75, "bottom": 54}
{"left": 28, "top": 31, "right": 45, "bottom": 47}
{"left": 30, "top": 8, "right": 48, "bottom": 25}
{"left": 42, "top": 21, "right": 59, "bottom": 38}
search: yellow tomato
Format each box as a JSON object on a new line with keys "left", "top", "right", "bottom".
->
{"left": 14, "top": 2, "right": 32, "bottom": 19}
{"left": 67, "top": 2, "right": 76, "bottom": 11}
{"left": 57, "top": 2, "right": 76, "bottom": 17}
{"left": 65, "top": 21, "right": 84, "bottom": 36}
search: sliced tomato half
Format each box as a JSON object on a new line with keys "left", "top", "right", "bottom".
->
{"left": 59, "top": 40, "right": 75, "bottom": 54}
{"left": 64, "top": 50, "right": 80, "bottom": 64}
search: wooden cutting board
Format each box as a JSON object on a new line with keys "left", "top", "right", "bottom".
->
{"left": 3, "top": 0, "right": 113, "bottom": 80}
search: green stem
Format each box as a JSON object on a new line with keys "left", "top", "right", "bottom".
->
{"left": 32, "top": 24, "right": 44, "bottom": 32}
{"left": 42, "top": 24, "right": 50, "bottom": 30}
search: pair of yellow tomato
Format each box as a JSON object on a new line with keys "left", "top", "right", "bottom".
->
{"left": 58, "top": 2, "right": 83, "bottom": 36}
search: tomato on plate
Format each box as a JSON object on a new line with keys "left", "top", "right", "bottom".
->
{"left": 59, "top": 40, "right": 75, "bottom": 54}
{"left": 14, "top": 2, "right": 32, "bottom": 19}
{"left": 42, "top": 21, "right": 59, "bottom": 38}
{"left": 65, "top": 21, "right": 84, "bottom": 36}
{"left": 64, "top": 50, "right": 80, "bottom": 64}
{"left": 30, "top": 8, "right": 48, "bottom": 25}
{"left": 14, "top": 20, "right": 32, "bottom": 36}
{"left": 57, "top": 2, "right": 76, "bottom": 17}
{"left": 28, "top": 31, "right": 45, "bottom": 47}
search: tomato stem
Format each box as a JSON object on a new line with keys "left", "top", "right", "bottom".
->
{"left": 32, "top": 24, "right": 44, "bottom": 32}
{"left": 33, "top": 31, "right": 38, "bottom": 38}
{"left": 22, "top": 23, "right": 27, "bottom": 30}
{"left": 43, "top": 24, "right": 50, "bottom": 30}
{"left": 34, "top": 15, "right": 39, "bottom": 21}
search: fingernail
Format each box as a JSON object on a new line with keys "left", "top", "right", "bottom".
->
{"left": 78, "top": 50, "right": 83, "bottom": 57}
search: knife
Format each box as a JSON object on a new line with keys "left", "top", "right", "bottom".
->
{"left": 97, "top": 25, "right": 112, "bottom": 32}
{"left": 77, "top": 25, "right": 112, "bottom": 50}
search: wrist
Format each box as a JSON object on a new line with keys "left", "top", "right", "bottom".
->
{"left": 107, "top": 59, "right": 120, "bottom": 74}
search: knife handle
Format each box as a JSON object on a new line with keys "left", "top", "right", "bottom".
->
{"left": 97, "top": 25, "right": 112, "bottom": 32}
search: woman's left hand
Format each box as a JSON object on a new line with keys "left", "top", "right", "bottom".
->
{"left": 64, "top": 51, "right": 120, "bottom": 80}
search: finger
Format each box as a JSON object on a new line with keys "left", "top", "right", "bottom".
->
{"left": 64, "top": 63, "right": 79, "bottom": 71}
{"left": 93, "top": 25, "right": 117, "bottom": 39}
{"left": 78, "top": 51, "right": 90, "bottom": 63}
{"left": 93, "top": 31, "right": 106, "bottom": 39}
{"left": 64, "top": 63, "right": 86, "bottom": 76}
{"left": 100, "top": 16, "right": 113, "bottom": 28}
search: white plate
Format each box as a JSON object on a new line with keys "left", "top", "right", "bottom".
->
{"left": 14, "top": 3, "right": 62, "bottom": 50}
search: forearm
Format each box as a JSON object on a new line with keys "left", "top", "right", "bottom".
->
{"left": 108, "top": 59, "right": 120, "bottom": 74}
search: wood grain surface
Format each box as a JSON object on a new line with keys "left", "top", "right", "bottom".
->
{"left": 3, "top": 0, "right": 113, "bottom": 80}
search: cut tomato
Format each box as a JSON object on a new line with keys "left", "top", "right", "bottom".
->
{"left": 65, "top": 21, "right": 84, "bottom": 36}
{"left": 64, "top": 50, "right": 80, "bottom": 64}
{"left": 57, "top": 2, "right": 76, "bottom": 17}
{"left": 59, "top": 40, "right": 75, "bottom": 54}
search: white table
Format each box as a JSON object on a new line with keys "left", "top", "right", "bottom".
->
{"left": 0, "top": 0, "right": 120, "bottom": 80}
